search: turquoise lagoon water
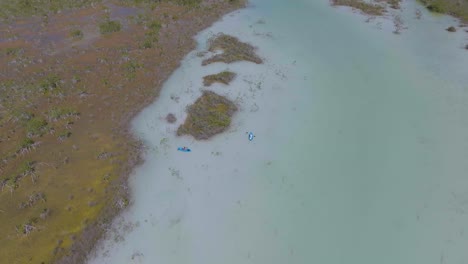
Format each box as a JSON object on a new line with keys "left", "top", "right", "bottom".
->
{"left": 88, "top": 0, "right": 468, "bottom": 263}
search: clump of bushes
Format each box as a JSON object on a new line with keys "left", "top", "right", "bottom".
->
{"left": 15, "top": 218, "right": 38, "bottom": 235}
{"left": 47, "top": 107, "right": 79, "bottom": 121}
{"left": 70, "top": 29, "right": 83, "bottom": 39}
{"left": 166, "top": 113, "right": 177, "bottom": 123}
{"left": 202, "top": 34, "right": 263, "bottom": 65}
{"left": 39, "top": 74, "right": 61, "bottom": 95}
{"left": 19, "top": 138, "right": 35, "bottom": 150}
{"left": 141, "top": 20, "right": 161, "bottom": 49}
{"left": 177, "top": 91, "right": 237, "bottom": 140}
{"left": 18, "top": 138, "right": 40, "bottom": 155}
{"left": 123, "top": 60, "right": 142, "bottom": 80}
{"left": 40, "top": 208, "right": 51, "bottom": 220}
{"left": 2, "top": 47, "right": 23, "bottom": 56}
{"left": 57, "top": 131, "right": 72, "bottom": 142}
{"left": 26, "top": 117, "right": 48, "bottom": 137}
{"left": 203, "top": 71, "right": 236, "bottom": 86}
{"left": 99, "top": 20, "right": 122, "bottom": 35}
{"left": 19, "top": 191, "right": 46, "bottom": 209}
{"left": 446, "top": 26, "right": 456, "bottom": 32}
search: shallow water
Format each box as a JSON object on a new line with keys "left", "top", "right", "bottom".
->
{"left": 88, "top": 0, "right": 468, "bottom": 263}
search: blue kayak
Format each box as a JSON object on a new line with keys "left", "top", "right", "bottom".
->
{"left": 177, "top": 147, "right": 191, "bottom": 152}
{"left": 248, "top": 132, "right": 254, "bottom": 141}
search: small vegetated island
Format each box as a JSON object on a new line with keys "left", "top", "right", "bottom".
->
{"left": 203, "top": 71, "right": 237, "bottom": 86}
{"left": 202, "top": 33, "right": 263, "bottom": 65}
{"left": 177, "top": 91, "right": 237, "bottom": 140}
{"left": 178, "top": 34, "right": 262, "bottom": 140}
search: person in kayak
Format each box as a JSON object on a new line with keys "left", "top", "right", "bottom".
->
{"left": 246, "top": 132, "right": 255, "bottom": 141}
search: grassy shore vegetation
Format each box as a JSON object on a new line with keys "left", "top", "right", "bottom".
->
{"left": 203, "top": 71, "right": 237, "bottom": 86}
{"left": 330, "top": 0, "right": 387, "bottom": 15}
{"left": 177, "top": 91, "right": 237, "bottom": 140}
{"left": 382, "top": 0, "right": 401, "bottom": 9}
{"left": 0, "top": 0, "right": 245, "bottom": 263}
{"left": 202, "top": 33, "right": 263, "bottom": 65}
{"left": 331, "top": 0, "right": 468, "bottom": 23}
{"left": 419, "top": 0, "right": 468, "bottom": 23}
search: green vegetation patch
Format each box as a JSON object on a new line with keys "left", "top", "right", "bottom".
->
{"left": 383, "top": 0, "right": 401, "bottom": 9}
{"left": 39, "top": 74, "right": 62, "bottom": 95}
{"left": 141, "top": 20, "right": 161, "bottom": 49}
{"left": 19, "top": 138, "right": 35, "bottom": 150}
{"left": 70, "top": 29, "right": 84, "bottom": 39}
{"left": 202, "top": 34, "right": 263, "bottom": 65}
{"left": 203, "top": 71, "right": 237, "bottom": 86}
{"left": 331, "top": 0, "right": 385, "bottom": 16}
{"left": 2, "top": 47, "right": 24, "bottom": 56}
{"left": 123, "top": 60, "right": 143, "bottom": 80}
{"left": 419, "top": 0, "right": 468, "bottom": 23}
{"left": 47, "top": 107, "right": 80, "bottom": 121}
{"left": 177, "top": 91, "right": 237, "bottom": 140}
{"left": 25, "top": 117, "right": 48, "bottom": 137}
{"left": 99, "top": 20, "right": 122, "bottom": 35}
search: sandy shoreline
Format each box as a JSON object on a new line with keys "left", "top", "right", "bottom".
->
{"left": 0, "top": 1, "right": 246, "bottom": 263}
{"left": 60, "top": 3, "right": 250, "bottom": 263}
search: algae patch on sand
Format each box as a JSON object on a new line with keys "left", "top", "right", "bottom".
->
{"left": 177, "top": 91, "right": 237, "bottom": 140}
{"left": 202, "top": 33, "right": 263, "bottom": 65}
{"left": 203, "top": 71, "right": 236, "bottom": 86}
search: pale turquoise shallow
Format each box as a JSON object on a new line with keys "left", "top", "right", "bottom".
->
{"left": 88, "top": 0, "right": 468, "bottom": 263}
